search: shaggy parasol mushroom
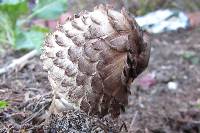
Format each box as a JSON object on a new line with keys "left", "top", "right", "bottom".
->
{"left": 41, "top": 4, "right": 151, "bottom": 132}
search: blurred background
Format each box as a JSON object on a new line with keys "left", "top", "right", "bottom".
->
{"left": 0, "top": 0, "right": 200, "bottom": 132}
{"left": 0, "top": 0, "right": 200, "bottom": 53}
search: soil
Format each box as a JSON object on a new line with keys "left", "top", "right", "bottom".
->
{"left": 0, "top": 27, "right": 200, "bottom": 132}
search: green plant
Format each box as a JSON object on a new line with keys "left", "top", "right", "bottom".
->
{"left": 0, "top": 100, "right": 8, "bottom": 109}
{"left": 182, "top": 51, "right": 199, "bottom": 65}
{"left": 0, "top": 0, "right": 68, "bottom": 51}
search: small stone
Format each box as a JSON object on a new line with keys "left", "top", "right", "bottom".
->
{"left": 167, "top": 81, "right": 178, "bottom": 90}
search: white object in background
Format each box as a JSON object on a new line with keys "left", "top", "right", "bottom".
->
{"left": 136, "top": 9, "right": 189, "bottom": 33}
{"left": 167, "top": 81, "right": 178, "bottom": 90}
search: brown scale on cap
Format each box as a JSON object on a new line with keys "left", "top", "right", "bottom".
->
{"left": 41, "top": 4, "right": 151, "bottom": 118}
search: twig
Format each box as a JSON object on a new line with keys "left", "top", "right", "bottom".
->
{"left": 128, "top": 111, "right": 138, "bottom": 133}
{"left": 0, "top": 49, "right": 38, "bottom": 75}
{"left": 120, "top": 121, "right": 128, "bottom": 132}
{"left": 95, "top": 119, "right": 110, "bottom": 133}
{"left": 21, "top": 104, "right": 48, "bottom": 125}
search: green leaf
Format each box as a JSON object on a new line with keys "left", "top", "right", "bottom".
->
{"left": 182, "top": 51, "right": 199, "bottom": 65}
{"left": 0, "top": 12, "right": 15, "bottom": 45}
{"left": 0, "top": 0, "right": 29, "bottom": 28}
{"left": 196, "top": 104, "right": 200, "bottom": 108}
{"left": 1, "top": 0, "right": 24, "bottom": 4}
{"left": 191, "top": 57, "right": 199, "bottom": 65}
{"left": 182, "top": 51, "right": 195, "bottom": 60}
{"left": 0, "top": 100, "right": 8, "bottom": 109}
{"left": 31, "top": 25, "right": 50, "bottom": 33}
{"left": 32, "top": 0, "right": 67, "bottom": 20}
{"left": 15, "top": 28, "right": 45, "bottom": 51}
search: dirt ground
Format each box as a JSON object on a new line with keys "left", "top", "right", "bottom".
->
{"left": 0, "top": 27, "right": 200, "bottom": 132}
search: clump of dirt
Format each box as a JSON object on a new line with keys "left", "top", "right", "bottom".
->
{"left": 44, "top": 110, "right": 126, "bottom": 133}
{"left": 0, "top": 27, "right": 200, "bottom": 132}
